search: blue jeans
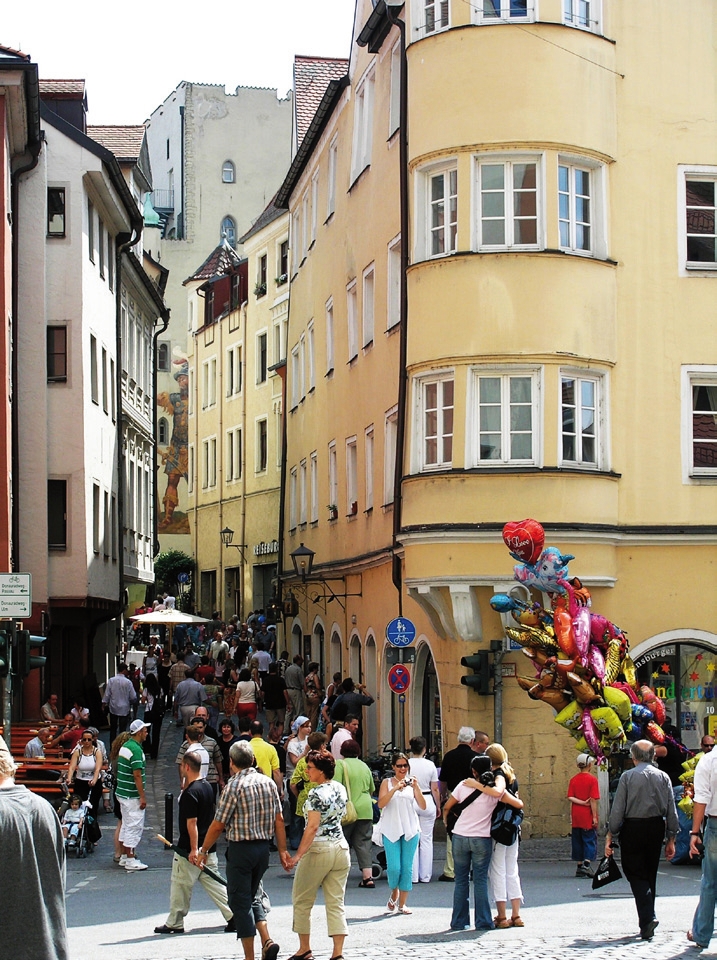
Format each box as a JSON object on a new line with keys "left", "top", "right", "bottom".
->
{"left": 571, "top": 826, "right": 597, "bottom": 862}
{"left": 384, "top": 834, "right": 420, "bottom": 892}
{"left": 692, "top": 818, "right": 717, "bottom": 947}
{"left": 451, "top": 834, "right": 493, "bottom": 930}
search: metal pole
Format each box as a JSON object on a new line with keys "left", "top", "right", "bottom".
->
{"left": 164, "top": 792, "right": 174, "bottom": 846}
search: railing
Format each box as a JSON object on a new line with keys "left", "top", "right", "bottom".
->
{"left": 152, "top": 189, "right": 175, "bottom": 210}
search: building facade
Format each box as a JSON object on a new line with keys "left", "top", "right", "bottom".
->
{"left": 278, "top": 0, "right": 717, "bottom": 834}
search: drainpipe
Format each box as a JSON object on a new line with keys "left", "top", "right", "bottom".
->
{"left": 388, "top": 7, "right": 409, "bottom": 614}
{"left": 277, "top": 295, "right": 291, "bottom": 649}
{"left": 239, "top": 300, "right": 248, "bottom": 621}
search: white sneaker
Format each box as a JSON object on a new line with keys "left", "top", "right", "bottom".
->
{"left": 124, "top": 858, "right": 148, "bottom": 871}
{"left": 118, "top": 854, "right": 128, "bottom": 866}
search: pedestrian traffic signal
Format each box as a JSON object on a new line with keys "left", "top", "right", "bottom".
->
{"left": 461, "top": 651, "right": 492, "bottom": 695}
{"left": 16, "top": 630, "right": 46, "bottom": 678}
{"left": 0, "top": 629, "right": 9, "bottom": 678}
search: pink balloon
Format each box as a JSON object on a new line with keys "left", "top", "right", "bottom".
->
{"left": 572, "top": 607, "right": 591, "bottom": 659}
{"left": 588, "top": 645, "right": 606, "bottom": 681}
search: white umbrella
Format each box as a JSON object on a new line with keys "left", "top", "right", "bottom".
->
{"left": 129, "top": 610, "right": 210, "bottom": 624}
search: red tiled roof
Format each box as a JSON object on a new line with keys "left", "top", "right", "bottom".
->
{"left": 88, "top": 125, "right": 145, "bottom": 162}
{"left": 294, "top": 55, "right": 348, "bottom": 148}
{"left": 39, "top": 79, "right": 85, "bottom": 97}
{"left": 0, "top": 44, "right": 30, "bottom": 60}
{"left": 184, "top": 240, "right": 243, "bottom": 284}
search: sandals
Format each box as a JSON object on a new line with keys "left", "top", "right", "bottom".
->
{"left": 387, "top": 897, "right": 398, "bottom": 912}
{"left": 398, "top": 906, "right": 413, "bottom": 915}
{"left": 495, "top": 918, "right": 511, "bottom": 929}
{"left": 358, "top": 878, "right": 375, "bottom": 888}
{"left": 688, "top": 931, "right": 707, "bottom": 949}
{"left": 287, "top": 953, "right": 314, "bottom": 960}
{"left": 511, "top": 917, "right": 525, "bottom": 927}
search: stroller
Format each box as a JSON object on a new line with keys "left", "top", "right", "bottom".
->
{"left": 64, "top": 798, "right": 99, "bottom": 858}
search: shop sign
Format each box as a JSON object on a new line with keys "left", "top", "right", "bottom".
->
{"left": 254, "top": 540, "right": 279, "bottom": 557}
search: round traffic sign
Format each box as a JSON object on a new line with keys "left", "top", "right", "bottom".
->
{"left": 388, "top": 663, "right": 411, "bottom": 694}
{"left": 386, "top": 617, "right": 416, "bottom": 647}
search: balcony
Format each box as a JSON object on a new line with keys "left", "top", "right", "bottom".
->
{"left": 152, "top": 189, "right": 175, "bottom": 212}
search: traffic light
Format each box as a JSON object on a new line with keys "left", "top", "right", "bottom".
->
{"left": 0, "top": 629, "right": 9, "bottom": 678}
{"left": 461, "top": 651, "right": 492, "bottom": 695}
{"left": 16, "top": 631, "right": 46, "bottom": 678}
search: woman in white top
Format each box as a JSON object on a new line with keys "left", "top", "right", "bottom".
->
{"left": 68, "top": 730, "right": 103, "bottom": 814}
{"left": 377, "top": 752, "right": 426, "bottom": 914}
{"left": 408, "top": 736, "right": 441, "bottom": 883}
{"left": 286, "top": 716, "right": 312, "bottom": 777}
{"left": 234, "top": 667, "right": 261, "bottom": 722}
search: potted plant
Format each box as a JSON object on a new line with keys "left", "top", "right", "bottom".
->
{"left": 254, "top": 281, "right": 267, "bottom": 298}
{"left": 275, "top": 273, "right": 288, "bottom": 286}
{"left": 327, "top": 504, "right": 338, "bottom": 521}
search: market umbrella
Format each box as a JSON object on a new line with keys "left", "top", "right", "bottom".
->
{"left": 129, "top": 610, "right": 210, "bottom": 624}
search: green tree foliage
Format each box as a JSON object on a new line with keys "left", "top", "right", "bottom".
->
{"left": 154, "top": 550, "right": 194, "bottom": 594}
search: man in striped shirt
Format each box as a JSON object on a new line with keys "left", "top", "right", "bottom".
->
{"left": 194, "top": 741, "right": 290, "bottom": 960}
{"left": 116, "top": 719, "right": 151, "bottom": 871}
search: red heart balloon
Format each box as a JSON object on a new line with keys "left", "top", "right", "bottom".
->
{"left": 503, "top": 519, "right": 545, "bottom": 565}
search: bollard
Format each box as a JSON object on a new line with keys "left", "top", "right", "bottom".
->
{"left": 164, "top": 792, "right": 174, "bottom": 846}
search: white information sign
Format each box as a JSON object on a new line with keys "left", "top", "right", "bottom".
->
{"left": 0, "top": 573, "right": 31, "bottom": 617}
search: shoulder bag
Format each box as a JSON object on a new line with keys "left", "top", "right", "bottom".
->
{"left": 490, "top": 779, "right": 524, "bottom": 846}
{"left": 446, "top": 787, "right": 480, "bottom": 837}
{"left": 338, "top": 760, "right": 358, "bottom": 824}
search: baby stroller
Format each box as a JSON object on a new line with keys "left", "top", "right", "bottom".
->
{"left": 66, "top": 799, "right": 98, "bottom": 858}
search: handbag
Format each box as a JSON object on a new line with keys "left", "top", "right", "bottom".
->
{"left": 591, "top": 853, "right": 623, "bottom": 889}
{"left": 339, "top": 760, "right": 358, "bottom": 824}
{"left": 490, "top": 780, "right": 523, "bottom": 846}
{"left": 446, "top": 788, "right": 480, "bottom": 837}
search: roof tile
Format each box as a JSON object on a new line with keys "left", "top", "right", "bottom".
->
{"left": 38, "top": 79, "right": 85, "bottom": 97}
{"left": 294, "top": 55, "right": 348, "bottom": 148}
{"left": 87, "top": 125, "right": 146, "bottom": 162}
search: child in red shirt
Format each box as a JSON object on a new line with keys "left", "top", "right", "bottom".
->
{"left": 567, "top": 753, "right": 600, "bottom": 877}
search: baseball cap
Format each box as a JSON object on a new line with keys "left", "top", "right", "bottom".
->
{"left": 129, "top": 719, "right": 151, "bottom": 735}
{"left": 576, "top": 753, "right": 592, "bottom": 767}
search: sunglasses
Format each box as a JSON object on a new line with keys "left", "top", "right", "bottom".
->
{"left": 394, "top": 763, "right": 409, "bottom": 769}
{"left": 81, "top": 737, "right": 93, "bottom": 741}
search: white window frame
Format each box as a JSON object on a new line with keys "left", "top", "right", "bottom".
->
{"left": 327, "top": 135, "right": 338, "bottom": 219}
{"left": 351, "top": 64, "right": 375, "bottom": 183}
{"left": 365, "top": 425, "right": 374, "bottom": 510}
{"left": 362, "top": 263, "right": 375, "bottom": 347}
{"left": 347, "top": 280, "right": 358, "bottom": 361}
{"left": 346, "top": 437, "right": 358, "bottom": 515}
{"left": 202, "top": 436, "right": 217, "bottom": 489}
{"left": 227, "top": 426, "right": 242, "bottom": 482}
{"left": 307, "top": 321, "right": 316, "bottom": 390}
{"left": 256, "top": 417, "right": 268, "bottom": 473}
{"left": 300, "top": 458, "right": 308, "bottom": 524}
{"left": 558, "top": 156, "right": 607, "bottom": 259}
{"left": 301, "top": 192, "right": 309, "bottom": 261}
{"left": 387, "top": 235, "right": 401, "bottom": 330}
{"left": 256, "top": 331, "right": 268, "bottom": 384}
{"left": 226, "top": 343, "right": 243, "bottom": 397}
{"left": 188, "top": 444, "right": 194, "bottom": 495}
{"left": 328, "top": 440, "right": 338, "bottom": 512}
{"left": 202, "top": 356, "right": 217, "bottom": 409}
{"left": 273, "top": 312, "right": 288, "bottom": 365}
{"left": 558, "top": 368, "right": 607, "bottom": 470}
{"left": 678, "top": 165, "right": 717, "bottom": 276}
{"left": 290, "top": 344, "right": 300, "bottom": 410}
{"left": 421, "top": 161, "right": 458, "bottom": 260}
{"left": 222, "top": 160, "right": 235, "bottom": 183}
{"left": 389, "top": 41, "right": 401, "bottom": 136}
{"left": 475, "top": 154, "right": 543, "bottom": 251}
{"left": 299, "top": 333, "right": 306, "bottom": 399}
{"left": 682, "top": 365, "right": 717, "bottom": 482}
{"left": 289, "top": 466, "right": 298, "bottom": 530}
{"left": 291, "top": 210, "right": 301, "bottom": 275}
{"left": 473, "top": 0, "right": 535, "bottom": 24}
{"left": 467, "top": 366, "right": 542, "bottom": 467}
{"left": 188, "top": 366, "right": 195, "bottom": 417}
{"left": 384, "top": 405, "right": 398, "bottom": 505}
{"left": 310, "top": 451, "right": 319, "bottom": 522}
{"left": 415, "top": 0, "right": 450, "bottom": 36}
{"left": 563, "top": 0, "right": 602, "bottom": 34}
{"left": 311, "top": 170, "right": 319, "bottom": 244}
{"left": 326, "top": 298, "right": 335, "bottom": 373}
{"left": 414, "top": 372, "right": 455, "bottom": 472}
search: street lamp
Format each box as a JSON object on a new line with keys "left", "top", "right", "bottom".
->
{"left": 290, "top": 542, "right": 315, "bottom": 581}
{"left": 220, "top": 527, "right": 248, "bottom": 561}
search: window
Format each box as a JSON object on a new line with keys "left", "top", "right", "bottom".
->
{"left": 101, "top": 347, "right": 108, "bottom": 413}
{"left": 291, "top": 344, "right": 300, "bottom": 409}
{"left": 351, "top": 66, "right": 375, "bottom": 182}
{"left": 158, "top": 417, "right": 169, "bottom": 445}
{"left": 47, "top": 326, "right": 67, "bottom": 381}
{"left": 111, "top": 495, "right": 117, "bottom": 560}
{"left": 292, "top": 210, "right": 301, "bottom": 274}
{"left": 202, "top": 357, "right": 217, "bottom": 408}
{"left": 311, "top": 171, "right": 319, "bottom": 244}
{"left": 221, "top": 216, "right": 236, "bottom": 247}
{"left": 471, "top": 369, "right": 540, "bottom": 465}
{"left": 347, "top": 281, "right": 358, "bottom": 361}
{"left": 103, "top": 490, "right": 110, "bottom": 558}
{"left": 227, "top": 427, "right": 242, "bottom": 481}
{"left": 273, "top": 313, "right": 288, "bottom": 365}
{"left": 424, "top": 0, "right": 449, "bottom": 34}
{"left": 227, "top": 344, "right": 242, "bottom": 396}
{"left": 222, "top": 160, "right": 235, "bottom": 183}
{"left": 326, "top": 299, "right": 335, "bottom": 373}
{"left": 428, "top": 166, "right": 458, "bottom": 257}
{"left": 387, "top": 236, "right": 401, "bottom": 329}
{"left": 158, "top": 341, "right": 170, "bottom": 372}
{"left": 385, "top": 407, "right": 398, "bottom": 504}
{"left": 559, "top": 163, "right": 592, "bottom": 254}
{"left": 346, "top": 438, "right": 358, "bottom": 514}
{"left": 419, "top": 376, "right": 454, "bottom": 470}
{"left": 310, "top": 451, "right": 318, "bottom": 522}
{"left": 108, "top": 235, "right": 114, "bottom": 291}
{"left": 365, "top": 426, "right": 374, "bottom": 510}
{"left": 257, "top": 254, "right": 267, "bottom": 297}
{"left": 257, "top": 419, "right": 268, "bottom": 472}
{"left": 389, "top": 42, "right": 401, "bottom": 136}
{"left": 278, "top": 239, "right": 289, "bottom": 284}
{"left": 685, "top": 175, "right": 717, "bottom": 266}
{"left": 87, "top": 199, "right": 95, "bottom": 262}
{"left": 231, "top": 273, "right": 241, "bottom": 310}
{"left": 47, "top": 188, "right": 66, "bottom": 237}
{"left": 477, "top": 0, "right": 533, "bottom": 22}
{"left": 362, "top": 264, "right": 375, "bottom": 347}
{"left": 188, "top": 444, "right": 195, "bottom": 494}
{"left": 92, "top": 483, "right": 100, "bottom": 553}
{"left": 308, "top": 321, "right": 316, "bottom": 390}
{"left": 257, "top": 332, "right": 268, "bottom": 384}
{"left": 110, "top": 359, "right": 116, "bottom": 421}
{"left": 301, "top": 193, "right": 309, "bottom": 261}
{"left": 327, "top": 136, "right": 338, "bottom": 218}
{"left": 683, "top": 367, "right": 717, "bottom": 478}
{"left": 289, "top": 466, "right": 298, "bottom": 530}
{"left": 328, "top": 441, "right": 338, "bottom": 513}
{"left": 48, "top": 479, "right": 67, "bottom": 549}
{"left": 560, "top": 372, "right": 603, "bottom": 467}
{"left": 202, "top": 437, "right": 217, "bottom": 488}
{"left": 563, "top": 0, "right": 601, "bottom": 32}
{"left": 477, "top": 158, "right": 539, "bottom": 249}
{"left": 300, "top": 459, "right": 308, "bottom": 524}
{"left": 90, "top": 335, "right": 98, "bottom": 403}
{"left": 98, "top": 220, "right": 105, "bottom": 278}
{"left": 166, "top": 138, "right": 170, "bottom": 160}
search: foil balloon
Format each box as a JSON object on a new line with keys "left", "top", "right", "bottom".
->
{"left": 502, "top": 518, "right": 545, "bottom": 565}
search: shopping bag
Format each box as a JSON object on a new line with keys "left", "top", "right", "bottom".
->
{"left": 591, "top": 853, "right": 622, "bottom": 889}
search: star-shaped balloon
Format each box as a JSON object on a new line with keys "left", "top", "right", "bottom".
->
{"left": 708, "top": 663, "right": 716, "bottom": 673}
{"left": 697, "top": 653, "right": 704, "bottom": 661}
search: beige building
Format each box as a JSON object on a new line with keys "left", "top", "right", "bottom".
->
{"left": 278, "top": 0, "right": 717, "bottom": 834}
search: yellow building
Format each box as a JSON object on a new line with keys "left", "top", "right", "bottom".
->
{"left": 277, "top": 0, "right": 717, "bottom": 835}
{"left": 187, "top": 200, "right": 288, "bottom": 620}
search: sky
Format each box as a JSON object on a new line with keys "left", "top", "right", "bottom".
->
{"left": 2, "top": 0, "right": 357, "bottom": 125}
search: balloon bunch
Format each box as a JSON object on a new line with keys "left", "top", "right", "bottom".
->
{"left": 491, "top": 519, "right": 668, "bottom": 764}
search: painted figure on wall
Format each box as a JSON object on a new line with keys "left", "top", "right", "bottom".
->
{"left": 158, "top": 359, "right": 190, "bottom": 533}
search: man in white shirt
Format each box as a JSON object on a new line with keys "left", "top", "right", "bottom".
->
{"left": 330, "top": 715, "right": 359, "bottom": 760}
{"left": 689, "top": 744, "right": 717, "bottom": 948}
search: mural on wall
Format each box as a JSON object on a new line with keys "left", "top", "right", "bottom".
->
{"left": 492, "top": 519, "right": 670, "bottom": 764}
{"left": 158, "top": 357, "right": 190, "bottom": 534}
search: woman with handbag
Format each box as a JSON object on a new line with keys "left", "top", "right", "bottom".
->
{"left": 377, "top": 752, "right": 426, "bottom": 914}
{"left": 442, "top": 754, "right": 521, "bottom": 931}
{"left": 334, "top": 738, "right": 376, "bottom": 887}
{"left": 486, "top": 743, "right": 525, "bottom": 929}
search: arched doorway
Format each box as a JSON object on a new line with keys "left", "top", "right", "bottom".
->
{"left": 330, "top": 629, "right": 342, "bottom": 679}
{"left": 412, "top": 640, "right": 442, "bottom": 759}
{"left": 291, "top": 622, "right": 303, "bottom": 660}
{"left": 312, "top": 621, "right": 325, "bottom": 687}
{"left": 365, "top": 633, "right": 377, "bottom": 752}
{"left": 349, "top": 634, "right": 362, "bottom": 682}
